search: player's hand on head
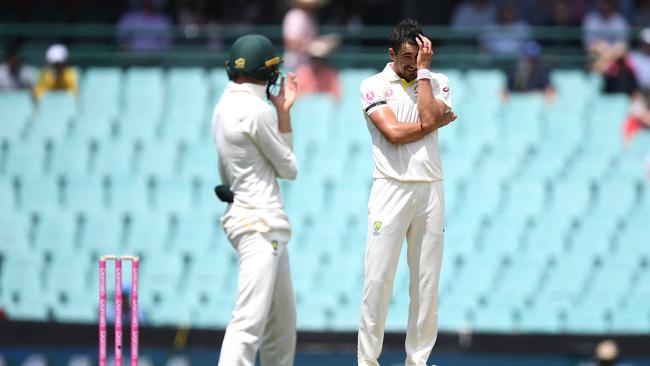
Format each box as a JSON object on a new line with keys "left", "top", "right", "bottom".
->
{"left": 415, "top": 34, "right": 433, "bottom": 71}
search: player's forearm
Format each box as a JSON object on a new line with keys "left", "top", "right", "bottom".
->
{"left": 417, "top": 78, "right": 444, "bottom": 131}
{"left": 383, "top": 122, "right": 429, "bottom": 144}
{"left": 277, "top": 110, "right": 292, "bottom": 134}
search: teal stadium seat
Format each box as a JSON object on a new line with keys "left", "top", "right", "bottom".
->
{"left": 0, "top": 211, "right": 30, "bottom": 256}
{"left": 32, "top": 209, "right": 78, "bottom": 256}
{"left": 45, "top": 252, "right": 95, "bottom": 323}
{"left": 124, "top": 67, "right": 164, "bottom": 118}
{"left": 0, "top": 91, "right": 32, "bottom": 142}
{"left": 27, "top": 92, "right": 77, "bottom": 143}
{"left": 61, "top": 175, "right": 105, "bottom": 214}
{"left": 16, "top": 175, "right": 61, "bottom": 213}
{"left": 92, "top": 139, "right": 138, "bottom": 178}
{"left": 124, "top": 211, "right": 173, "bottom": 254}
{"left": 81, "top": 67, "right": 122, "bottom": 117}
{"left": 137, "top": 139, "right": 180, "bottom": 178}
{"left": 78, "top": 212, "right": 126, "bottom": 257}
{"left": 5, "top": 141, "right": 48, "bottom": 178}
{"left": 71, "top": 112, "right": 114, "bottom": 141}
{"left": 169, "top": 211, "right": 220, "bottom": 255}
{"left": 106, "top": 175, "right": 150, "bottom": 213}
{"left": 1, "top": 255, "right": 48, "bottom": 321}
{"left": 50, "top": 138, "right": 94, "bottom": 177}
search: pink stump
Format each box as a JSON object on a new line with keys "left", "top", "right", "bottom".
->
{"left": 99, "top": 258, "right": 107, "bottom": 366}
{"left": 130, "top": 257, "right": 139, "bottom": 366}
{"left": 115, "top": 258, "right": 123, "bottom": 366}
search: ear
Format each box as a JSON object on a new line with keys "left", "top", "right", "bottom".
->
{"left": 389, "top": 48, "right": 396, "bottom": 62}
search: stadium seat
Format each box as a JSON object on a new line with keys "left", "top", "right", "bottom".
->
{"left": 124, "top": 67, "right": 164, "bottom": 118}
{"left": 62, "top": 174, "right": 106, "bottom": 214}
{"left": 15, "top": 175, "right": 62, "bottom": 213}
{"left": 0, "top": 211, "right": 30, "bottom": 257}
{"left": 137, "top": 140, "right": 181, "bottom": 178}
{"left": 50, "top": 138, "right": 94, "bottom": 177}
{"left": 105, "top": 175, "right": 150, "bottom": 214}
{"left": 32, "top": 210, "right": 78, "bottom": 256}
{"left": 81, "top": 67, "right": 123, "bottom": 117}
{"left": 92, "top": 139, "right": 139, "bottom": 178}
{"left": 71, "top": 112, "right": 114, "bottom": 141}
{"left": 123, "top": 211, "right": 173, "bottom": 253}
{"left": 0, "top": 91, "right": 32, "bottom": 142}
{"left": 77, "top": 212, "right": 126, "bottom": 257}
{"left": 5, "top": 141, "right": 49, "bottom": 178}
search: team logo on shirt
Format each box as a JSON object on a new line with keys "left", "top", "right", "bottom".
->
{"left": 385, "top": 87, "right": 393, "bottom": 97}
{"left": 443, "top": 86, "right": 450, "bottom": 93}
{"left": 373, "top": 221, "right": 382, "bottom": 236}
{"left": 366, "top": 91, "right": 375, "bottom": 101}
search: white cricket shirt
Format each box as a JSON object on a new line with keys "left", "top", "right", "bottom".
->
{"left": 212, "top": 82, "right": 297, "bottom": 239}
{"left": 360, "top": 63, "right": 452, "bottom": 182}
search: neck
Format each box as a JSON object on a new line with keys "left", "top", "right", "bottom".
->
{"left": 234, "top": 75, "right": 266, "bottom": 85}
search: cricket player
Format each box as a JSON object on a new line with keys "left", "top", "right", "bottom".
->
{"left": 212, "top": 34, "right": 299, "bottom": 366}
{"left": 357, "top": 19, "right": 457, "bottom": 366}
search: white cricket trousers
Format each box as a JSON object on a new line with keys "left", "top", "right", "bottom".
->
{"left": 358, "top": 179, "right": 445, "bottom": 366}
{"left": 218, "top": 231, "right": 296, "bottom": 366}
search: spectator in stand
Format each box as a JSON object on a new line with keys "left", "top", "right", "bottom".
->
{"left": 176, "top": 0, "right": 223, "bottom": 50}
{"left": 623, "top": 90, "right": 650, "bottom": 142}
{"left": 629, "top": 28, "right": 650, "bottom": 91}
{"left": 0, "top": 43, "right": 37, "bottom": 91}
{"left": 590, "top": 41, "right": 638, "bottom": 94}
{"left": 33, "top": 44, "right": 78, "bottom": 100}
{"left": 282, "top": 0, "right": 324, "bottom": 70}
{"left": 480, "top": 1, "right": 531, "bottom": 55}
{"left": 541, "top": 0, "right": 582, "bottom": 47}
{"left": 504, "top": 41, "right": 555, "bottom": 101}
{"left": 633, "top": 0, "right": 650, "bottom": 27}
{"left": 117, "top": 0, "right": 173, "bottom": 52}
{"left": 516, "top": 0, "right": 554, "bottom": 25}
{"left": 295, "top": 36, "right": 341, "bottom": 100}
{"left": 450, "top": 0, "right": 496, "bottom": 30}
{"left": 583, "top": 0, "right": 629, "bottom": 49}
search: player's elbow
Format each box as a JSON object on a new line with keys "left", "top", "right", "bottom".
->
{"left": 277, "top": 160, "right": 298, "bottom": 180}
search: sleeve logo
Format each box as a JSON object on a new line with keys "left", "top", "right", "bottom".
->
{"left": 385, "top": 87, "right": 393, "bottom": 97}
{"left": 443, "top": 86, "right": 450, "bottom": 93}
{"left": 366, "top": 91, "right": 375, "bottom": 101}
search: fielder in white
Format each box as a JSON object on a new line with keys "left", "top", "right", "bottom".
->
{"left": 357, "top": 19, "right": 457, "bottom": 366}
{"left": 212, "top": 34, "right": 299, "bottom": 366}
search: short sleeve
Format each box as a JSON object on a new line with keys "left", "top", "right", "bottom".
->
{"left": 360, "top": 77, "right": 388, "bottom": 116}
{"left": 431, "top": 73, "right": 452, "bottom": 112}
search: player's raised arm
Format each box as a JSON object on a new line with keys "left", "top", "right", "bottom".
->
{"left": 415, "top": 35, "right": 457, "bottom": 131}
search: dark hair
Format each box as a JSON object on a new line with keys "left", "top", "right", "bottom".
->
{"left": 389, "top": 19, "right": 423, "bottom": 52}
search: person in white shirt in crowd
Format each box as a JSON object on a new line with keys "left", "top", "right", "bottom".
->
{"left": 212, "top": 34, "right": 299, "bottom": 366}
{"left": 357, "top": 19, "right": 457, "bottom": 366}
{"left": 0, "top": 43, "right": 36, "bottom": 91}
{"left": 583, "top": 0, "right": 629, "bottom": 49}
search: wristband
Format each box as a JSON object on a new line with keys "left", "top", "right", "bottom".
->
{"left": 416, "top": 69, "right": 431, "bottom": 81}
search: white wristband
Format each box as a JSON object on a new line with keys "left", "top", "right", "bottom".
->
{"left": 416, "top": 69, "right": 431, "bottom": 81}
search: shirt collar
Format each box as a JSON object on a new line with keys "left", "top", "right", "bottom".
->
{"left": 227, "top": 81, "right": 267, "bottom": 99}
{"left": 382, "top": 62, "right": 417, "bottom": 89}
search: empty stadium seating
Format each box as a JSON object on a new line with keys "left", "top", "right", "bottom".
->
{"left": 0, "top": 67, "right": 648, "bottom": 335}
